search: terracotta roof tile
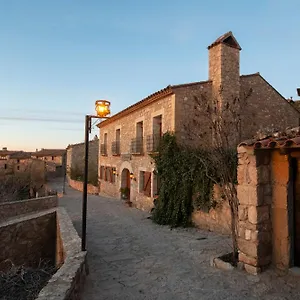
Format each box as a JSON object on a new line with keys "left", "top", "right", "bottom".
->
{"left": 34, "top": 149, "right": 66, "bottom": 157}
{"left": 9, "top": 151, "right": 32, "bottom": 159}
{"left": 239, "top": 127, "right": 300, "bottom": 149}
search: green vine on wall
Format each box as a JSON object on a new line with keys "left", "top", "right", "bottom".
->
{"left": 151, "top": 132, "right": 237, "bottom": 228}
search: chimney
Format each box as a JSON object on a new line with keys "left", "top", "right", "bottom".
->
{"left": 208, "top": 31, "right": 241, "bottom": 98}
{"left": 208, "top": 31, "right": 242, "bottom": 146}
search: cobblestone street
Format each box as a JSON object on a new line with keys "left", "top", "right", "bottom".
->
{"left": 59, "top": 186, "right": 300, "bottom": 300}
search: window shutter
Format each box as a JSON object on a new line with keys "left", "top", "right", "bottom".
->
{"left": 143, "top": 172, "right": 151, "bottom": 197}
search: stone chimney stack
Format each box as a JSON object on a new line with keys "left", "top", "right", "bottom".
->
{"left": 208, "top": 31, "right": 242, "bottom": 146}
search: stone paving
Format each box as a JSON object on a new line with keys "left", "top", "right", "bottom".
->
{"left": 59, "top": 186, "right": 300, "bottom": 300}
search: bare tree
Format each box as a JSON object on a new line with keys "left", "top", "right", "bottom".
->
{"left": 0, "top": 160, "right": 46, "bottom": 203}
{"left": 183, "top": 88, "right": 253, "bottom": 262}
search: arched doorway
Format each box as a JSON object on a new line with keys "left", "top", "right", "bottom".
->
{"left": 120, "top": 168, "right": 130, "bottom": 200}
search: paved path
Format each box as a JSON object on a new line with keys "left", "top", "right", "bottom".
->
{"left": 59, "top": 186, "right": 300, "bottom": 300}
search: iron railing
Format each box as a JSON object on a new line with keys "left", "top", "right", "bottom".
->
{"left": 130, "top": 138, "right": 143, "bottom": 154}
{"left": 112, "top": 141, "right": 121, "bottom": 155}
{"left": 100, "top": 143, "right": 107, "bottom": 156}
{"left": 146, "top": 134, "right": 161, "bottom": 152}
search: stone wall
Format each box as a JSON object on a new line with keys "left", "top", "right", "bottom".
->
{"left": 192, "top": 202, "right": 231, "bottom": 235}
{"left": 66, "top": 138, "right": 99, "bottom": 177}
{"left": 0, "top": 205, "right": 87, "bottom": 299}
{"left": 240, "top": 75, "right": 300, "bottom": 141}
{"left": 0, "top": 210, "right": 56, "bottom": 271}
{"left": 0, "top": 195, "right": 57, "bottom": 222}
{"left": 37, "top": 207, "right": 87, "bottom": 300}
{"left": 237, "top": 146, "right": 273, "bottom": 274}
{"left": 68, "top": 177, "right": 99, "bottom": 195}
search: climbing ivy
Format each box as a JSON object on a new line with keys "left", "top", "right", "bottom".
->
{"left": 151, "top": 132, "right": 237, "bottom": 228}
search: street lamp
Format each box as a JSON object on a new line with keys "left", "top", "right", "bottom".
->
{"left": 82, "top": 100, "right": 110, "bottom": 251}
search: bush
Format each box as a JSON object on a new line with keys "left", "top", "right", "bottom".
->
{"left": 70, "top": 164, "right": 98, "bottom": 186}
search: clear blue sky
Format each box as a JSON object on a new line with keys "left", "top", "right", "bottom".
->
{"left": 0, "top": 0, "right": 299, "bottom": 151}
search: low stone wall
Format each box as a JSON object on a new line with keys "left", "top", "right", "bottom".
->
{"left": 0, "top": 210, "right": 56, "bottom": 271}
{"left": 192, "top": 201, "right": 231, "bottom": 235}
{"left": 37, "top": 207, "right": 87, "bottom": 300}
{"left": 0, "top": 205, "right": 87, "bottom": 299}
{"left": 0, "top": 195, "right": 58, "bottom": 222}
{"left": 68, "top": 177, "right": 99, "bottom": 195}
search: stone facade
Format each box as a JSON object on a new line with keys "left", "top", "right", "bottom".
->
{"left": 0, "top": 195, "right": 58, "bottom": 222}
{"left": 66, "top": 138, "right": 99, "bottom": 182}
{"left": 68, "top": 178, "right": 99, "bottom": 195}
{"left": 99, "top": 93, "right": 175, "bottom": 211}
{"left": 98, "top": 31, "right": 300, "bottom": 222}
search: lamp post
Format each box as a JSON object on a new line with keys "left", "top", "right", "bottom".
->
{"left": 82, "top": 100, "right": 110, "bottom": 251}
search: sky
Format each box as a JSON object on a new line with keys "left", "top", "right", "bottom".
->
{"left": 0, "top": 0, "right": 299, "bottom": 151}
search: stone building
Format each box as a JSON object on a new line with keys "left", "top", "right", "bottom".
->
{"left": 237, "top": 127, "right": 300, "bottom": 274}
{"left": 33, "top": 149, "right": 66, "bottom": 173}
{"left": 66, "top": 137, "right": 99, "bottom": 184}
{"left": 98, "top": 31, "right": 300, "bottom": 212}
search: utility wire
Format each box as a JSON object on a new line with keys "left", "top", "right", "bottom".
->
{"left": 0, "top": 116, "right": 82, "bottom": 123}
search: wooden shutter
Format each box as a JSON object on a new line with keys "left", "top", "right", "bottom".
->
{"left": 143, "top": 172, "right": 151, "bottom": 197}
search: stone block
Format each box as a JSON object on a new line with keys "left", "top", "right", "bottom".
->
{"left": 248, "top": 164, "right": 258, "bottom": 185}
{"left": 238, "top": 238, "right": 258, "bottom": 258}
{"left": 251, "top": 230, "right": 271, "bottom": 244}
{"left": 237, "top": 185, "right": 259, "bottom": 205}
{"left": 244, "top": 264, "right": 261, "bottom": 275}
{"left": 245, "top": 229, "right": 251, "bottom": 240}
{"left": 257, "top": 165, "right": 270, "bottom": 184}
{"left": 248, "top": 205, "right": 269, "bottom": 225}
{"left": 263, "top": 184, "right": 272, "bottom": 196}
{"left": 239, "top": 251, "right": 258, "bottom": 266}
{"left": 213, "top": 257, "right": 234, "bottom": 271}
{"left": 238, "top": 205, "right": 248, "bottom": 221}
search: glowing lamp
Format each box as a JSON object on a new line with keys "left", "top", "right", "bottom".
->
{"left": 95, "top": 100, "right": 111, "bottom": 118}
{"left": 130, "top": 172, "right": 136, "bottom": 181}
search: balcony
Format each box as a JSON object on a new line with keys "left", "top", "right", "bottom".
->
{"left": 111, "top": 141, "right": 120, "bottom": 156}
{"left": 100, "top": 144, "right": 107, "bottom": 156}
{"left": 146, "top": 134, "right": 161, "bottom": 153}
{"left": 130, "top": 138, "right": 143, "bottom": 154}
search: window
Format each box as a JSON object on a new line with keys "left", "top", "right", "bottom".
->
{"left": 52, "top": 156, "right": 54, "bottom": 160}
{"left": 112, "top": 129, "right": 121, "bottom": 155}
{"left": 4, "top": 164, "right": 7, "bottom": 170}
{"left": 139, "top": 171, "right": 151, "bottom": 197}
{"left": 136, "top": 121, "right": 143, "bottom": 140}
{"left": 100, "top": 166, "right": 105, "bottom": 179}
{"left": 153, "top": 115, "right": 162, "bottom": 137}
{"left": 17, "top": 159, "right": 20, "bottom": 163}
{"left": 101, "top": 133, "right": 108, "bottom": 155}
{"left": 17, "top": 166, "right": 20, "bottom": 170}
{"left": 105, "top": 167, "right": 111, "bottom": 182}
{"left": 131, "top": 121, "right": 143, "bottom": 154}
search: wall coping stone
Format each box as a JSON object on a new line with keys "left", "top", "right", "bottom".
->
{"left": 0, "top": 195, "right": 58, "bottom": 222}
{"left": 37, "top": 207, "right": 87, "bottom": 300}
{"left": 0, "top": 208, "right": 57, "bottom": 228}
